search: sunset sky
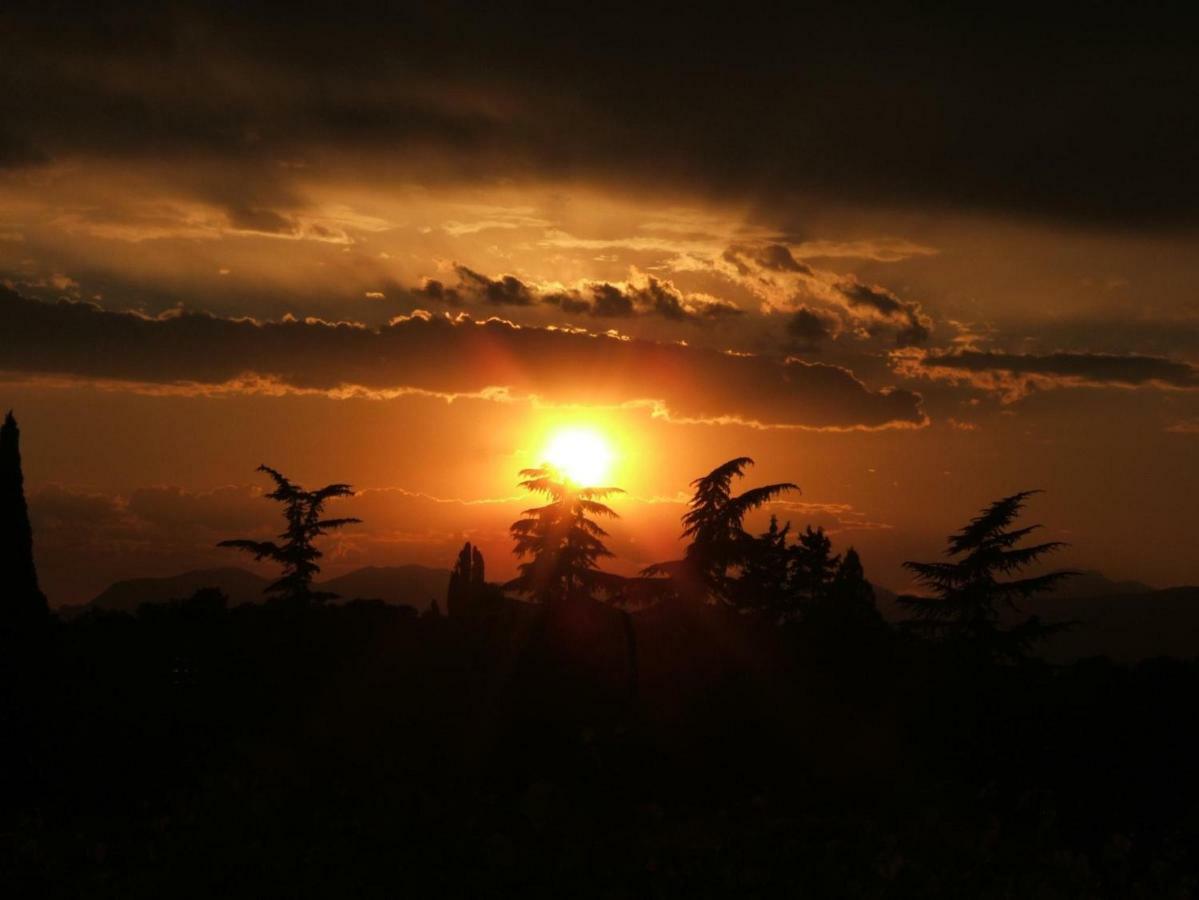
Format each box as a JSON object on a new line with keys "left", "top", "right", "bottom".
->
{"left": 2, "top": 4, "right": 1196, "bottom": 603}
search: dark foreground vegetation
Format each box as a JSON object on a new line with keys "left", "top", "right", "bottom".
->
{"left": 3, "top": 417, "right": 1199, "bottom": 897}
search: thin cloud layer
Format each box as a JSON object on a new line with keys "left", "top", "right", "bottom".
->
{"left": 0, "top": 290, "right": 924, "bottom": 430}
{"left": 897, "top": 349, "right": 1199, "bottom": 402}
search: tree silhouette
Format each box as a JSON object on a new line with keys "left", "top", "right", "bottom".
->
{"left": 832, "top": 548, "right": 878, "bottom": 610}
{"left": 505, "top": 465, "right": 624, "bottom": 604}
{"left": 218, "top": 465, "right": 361, "bottom": 606}
{"left": 898, "top": 490, "right": 1075, "bottom": 659}
{"left": 791, "top": 525, "right": 839, "bottom": 609}
{"left": 645, "top": 457, "right": 797, "bottom": 605}
{"left": 447, "top": 541, "right": 484, "bottom": 617}
{"left": 734, "top": 514, "right": 793, "bottom": 614}
{"left": 0, "top": 411, "right": 48, "bottom": 626}
{"left": 809, "top": 547, "right": 881, "bottom": 630}
{"left": 733, "top": 518, "right": 878, "bottom": 627}
{"left": 506, "top": 466, "right": 641, "bottom": 702}
{"left": 447, "top": 541, "right": 504, "bottom": 618}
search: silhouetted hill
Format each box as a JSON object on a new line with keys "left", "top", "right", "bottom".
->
{"left": 89, "top": 567, "right": 270, "bottom": 613}
{"left": 873, "top": 571, "right": 1149, "bottom": 621}
{"left": 1052, "top": 570, "right": 1153, "bottom": 599}
{"left": 876, "top": 570, "right": 1196, "bottom": 661}
{"left": 870, "top": 582, "right": 899, "bottom": 617}
{"left": 318, "top": 565, "right": 450, "bottom": 609}
{"left": 84, "top": 564, "right": 453, "bottom": 614}
{"left": 1035, "top": 585, "right": 1199, "bottom": 662}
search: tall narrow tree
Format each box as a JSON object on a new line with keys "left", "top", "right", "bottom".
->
{"left": 219, "top": 465, "right": 361, "bottom": 606}
{"left": 447, "top": 541, "right": 491, "bottom": 618}
{"left": 0, "top": 411, "right": 48, "bottom": 624}
{"left": 899, "top": 491, "right": 1075, "bottom": 659}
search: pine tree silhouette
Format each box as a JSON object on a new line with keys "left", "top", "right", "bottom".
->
{"left": 734, "top": 514, "right": 793, "bottom": 614}
{"left": 899, "top": 490, "right": 1075, "bottom": 659}
{"left": 792, "top": 526, "right": 839, "bottom": 606}
{"left": 0, "top": 411, "right": 48, "bottom": 625}
{"left": 645, "top": 457, "right": 796, "bottom": 605}
{"left": 506, "top": 465, "right": 640, "bottom": 701}
{"left": 734, "top": 519, "right": 877, "bottom": 626}
{"left": 218, "top": 465, "right": 361, "bottom": 606}
{"left": 505, "top": 465, "right": 624, "bottom": 604}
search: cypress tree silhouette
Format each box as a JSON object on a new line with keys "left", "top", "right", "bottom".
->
{"left": 645, "top": 457, "right": 796, "bottom": 605}
{"left": 899, "top": 490, "right": 1075, "bottom": 659}
{"left": 505, "top": 465, "right": 624, "bottom": 604}
{"left": 447, "top": 541, "right": 490, "bottom": 618}
{"left": 218, "top": 465, "right": 361, "bottom": 606}
{"left": 0, "top": 411, "right": 48, "bottom": 624}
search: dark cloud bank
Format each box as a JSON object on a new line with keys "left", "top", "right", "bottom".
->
{"left": 4, "top": 3, "right": 1198, "bottom": 226}
{"left": 0, "top": 290, "right": 924, "bottom": 430}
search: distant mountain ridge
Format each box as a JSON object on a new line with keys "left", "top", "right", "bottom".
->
{"left": 873, "top": 570, "right": 1198, "bottom": 662}
{"left": 317, "top": 565, "right": 450, "bottom": 608}
{"left": 1052, "top": 570, "right": 1153, "bottom": 599}
{"left": 90, "top": 567, "right": 271, "bottom": 612}
{"left": 1033, "top": 586, "right": 1199, "bottom": 663}
{"left": 85, "top": 565, "right": 451, "bottom": 614}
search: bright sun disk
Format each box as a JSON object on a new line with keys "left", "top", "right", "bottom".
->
{"left": 543, "top": 427, "right": 614, "bottom": 486}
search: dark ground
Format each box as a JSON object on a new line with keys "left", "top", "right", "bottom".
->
{"left": 4, "top": 595, "right": 1199, "bottom": 898}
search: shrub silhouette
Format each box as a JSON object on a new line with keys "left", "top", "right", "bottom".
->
{"left": 218, "top": 465, "right": 361, "bottom": 606}
{"left": 899, "top": 490, "right": 1075, "bottom": 659}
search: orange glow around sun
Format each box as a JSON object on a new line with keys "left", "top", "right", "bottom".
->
{"left": 542, "top": 426, "right": 615, "bottom": 486}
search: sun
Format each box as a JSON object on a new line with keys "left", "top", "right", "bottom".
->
{"left": 542, "top": 427, "right": 614, "bottom": 486}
